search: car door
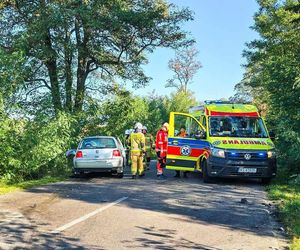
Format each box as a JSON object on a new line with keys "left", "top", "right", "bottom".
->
{"left": 166, "top": 112, "right": 210, "bottom": 172}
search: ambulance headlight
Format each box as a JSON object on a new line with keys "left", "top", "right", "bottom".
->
{"left": 267, "top": 150, "right": 276, "bottom": 158}
{"left": 212, "top": 148, "right": 225, "bottom": 158}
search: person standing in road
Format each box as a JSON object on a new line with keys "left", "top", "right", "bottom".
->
{"left": 142, "top": 126, "right": 155, "bottom": 170}
{"left": 128, "top": 123, "right": 146, "bottom": 179}
{"left": 156, "top": 122, "right": 169, "bottom": 178}
{"left": 175, "top": 126, "right": 188, "bottom": 178}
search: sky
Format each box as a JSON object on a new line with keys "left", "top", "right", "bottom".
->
{"left": 131, "top": 0, "right": 259, "bottom": 102}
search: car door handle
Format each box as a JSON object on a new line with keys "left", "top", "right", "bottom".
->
{"left": 172, "top": 141, "right": 178, "bottom": 145}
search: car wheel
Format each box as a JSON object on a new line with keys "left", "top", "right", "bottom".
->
{"left": 117, "top": 173, "right": 124, "bottom": 178}
{"left": 202, "top": 160, "right": 214, "bottom": 183}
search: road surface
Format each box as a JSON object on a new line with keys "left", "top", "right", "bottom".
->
{"left": 0, "top": 161, "right": 288, "bottom": 249}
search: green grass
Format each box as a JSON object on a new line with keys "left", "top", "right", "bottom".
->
{"left": 267, "top": 182, "right": 300, "bottom": 250}
{"left": 0, "top": 176, "right": 66, "bottom": 195}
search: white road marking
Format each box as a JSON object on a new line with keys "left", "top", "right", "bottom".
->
{"left": 51, "top": 196, "right": 128, "bottom": 233}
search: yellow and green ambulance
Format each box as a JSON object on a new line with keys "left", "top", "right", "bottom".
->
{"left": 166, "top": 101, "right": 277, "bottom": 183}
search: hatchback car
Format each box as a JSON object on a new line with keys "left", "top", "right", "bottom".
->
{"left": 68, "top": 136, "right": 126, "bottom": 178}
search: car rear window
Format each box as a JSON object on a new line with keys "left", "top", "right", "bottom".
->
{"left": 80, "top": 138, "right": 116, "bottom": 149}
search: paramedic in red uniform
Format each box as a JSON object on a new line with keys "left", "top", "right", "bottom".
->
{"left": 156, "top": 122, "right": 169, "bottom": 178}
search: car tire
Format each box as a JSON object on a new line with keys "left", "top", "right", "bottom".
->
{"left": 202, "top": 160, "right": 214, "bottom": 183}
{"left": 117, "top": 173, "right": 124, "bottom": 178}
{"left": 71, "top": 170, "right": 81, "bottom": 178}
{"left": 261, "top": 177, "right": 272, "bottom": 184}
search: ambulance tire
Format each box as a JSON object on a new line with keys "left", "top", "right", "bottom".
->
{"left": 202, "top": 160, "right": 214, "bottom": 183}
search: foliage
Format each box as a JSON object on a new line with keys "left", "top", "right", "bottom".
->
{"left": 0, "top": 112, "right": 74, "bottom": 182}
{"left": 165, "top": 90, "right": 197, "bottom": 113}
{"left": 234, "top": 0, "right": 300, "bottom": 173}
{"left": 166, "top": 46, "right": 201, "bottom": 93}
{"left": 267, "top": 181, "right": 300, "bottom": 249}
{"left": 0, "top": 0, "right": 194, "bottom": 115}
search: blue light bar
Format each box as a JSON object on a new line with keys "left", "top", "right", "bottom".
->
{"left": 204, "top": 100, "right": 232, "bottom": 105}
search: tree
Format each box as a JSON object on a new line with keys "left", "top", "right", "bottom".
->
{"left": 239, "top": 0, "right": 300, "bottom": 172}
{"left": 0, "top": 0, "right": 194, "bottom": 115}
{"left": 166, "top": 46, "right": 201, "bottom": 93}
{"left": 165, "top": 90, "right": 197, "bottom": 113}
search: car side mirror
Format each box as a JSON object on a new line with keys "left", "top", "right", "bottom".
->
{"left": 66, "top": 149, "right": 76, "bottom": 158}
{"left": 195, "top": 130, "right": 206, "bottom": 140}
{"left": 269, "top": 131, "right": 276, "bottom": 141}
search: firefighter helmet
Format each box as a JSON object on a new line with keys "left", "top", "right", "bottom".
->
{"left": 163, "top": 122, "right": 169, "bottom": 131}
{"left": 134, "top": 122, "right": 143, "bottom": 130}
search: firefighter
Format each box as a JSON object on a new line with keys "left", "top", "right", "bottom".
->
{"left": 142, "top": 126, "right": 155, "bottom": 170}
{"left": 128, "top": 122, "right": 146, "bottom": 179}
{"left": 156, "top": 122, "right": 169, "bottom": 178}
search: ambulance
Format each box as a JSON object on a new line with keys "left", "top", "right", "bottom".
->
{"left": 166, "top": 101, "right": 277, "bottom": 183}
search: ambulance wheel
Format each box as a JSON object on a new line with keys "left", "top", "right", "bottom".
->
{"left": 202, "top": 160, "right": 214, "bottom": 183}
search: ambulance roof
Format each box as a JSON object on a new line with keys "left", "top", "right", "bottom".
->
{"left": 190, "top": 102, "right": 260, "bottom": 117}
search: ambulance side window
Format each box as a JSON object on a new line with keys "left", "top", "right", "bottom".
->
{"left": 174, "top": 114, "right": 204, "bottom": 139}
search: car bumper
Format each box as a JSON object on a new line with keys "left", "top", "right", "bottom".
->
{"left": 73, "top": 158, "right": 123, "bottom": 173}
{"left": 207, "top": 155, "right": 277, "bottom": 178}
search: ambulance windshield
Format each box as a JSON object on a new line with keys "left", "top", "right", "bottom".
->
{"left": 209, "top": 116, "right": 268, "bottom": 138}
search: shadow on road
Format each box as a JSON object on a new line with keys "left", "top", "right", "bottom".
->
{"left": 4, "top": 161, "right": 284, "bottom": 248}
{"left": 121, "top": 226, "right": 223, "bottom": 250}
{"left": 0, "top": 210, "right": 103, "bottom": 250}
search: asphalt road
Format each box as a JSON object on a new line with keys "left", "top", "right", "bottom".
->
{"left": 0, "top": 161, "right": 288, "bottom": 250}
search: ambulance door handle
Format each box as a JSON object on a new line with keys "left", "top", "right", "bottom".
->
{"left": 172, "top": 141, "right": 178, "bottom": 145}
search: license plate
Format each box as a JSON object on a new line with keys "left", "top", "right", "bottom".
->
{"left": 238, "top": 167, "right": 257, "bottom": 173}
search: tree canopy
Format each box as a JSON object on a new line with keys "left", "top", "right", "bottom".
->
{"left": 234, "top": 0, "right": 300, "bottom": 172}
{"left": 0, "top": 0, "right": 194, "bottom": 115}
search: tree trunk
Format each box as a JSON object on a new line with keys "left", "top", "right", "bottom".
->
{"left": 64, "top": 29, "right": 73, "bottom": 113}
{"left": 73, "top": 15, "right": 89, "bottom": 113}
{"left": 44, "top": 30, "right": 62, "bottom": 113}
{"left": 74, "top": 57, "right": 87, "bottom": 113}
{"left": 46, "top": 60, "right": 62, "bottom": 113}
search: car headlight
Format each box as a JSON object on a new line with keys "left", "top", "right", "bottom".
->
{"left": 212, "top": 148, "right": 225, "bottom": 158}
{"left": 267, "top": 150, "right": 276, "bottom": 158}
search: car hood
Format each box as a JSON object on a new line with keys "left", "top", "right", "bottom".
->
{"left": 210, "top": 137, "right": 275, "bottom": 150}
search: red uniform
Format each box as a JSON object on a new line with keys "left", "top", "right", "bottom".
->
{"left": 155, "top": 129, "right": 168, "bottom": 175}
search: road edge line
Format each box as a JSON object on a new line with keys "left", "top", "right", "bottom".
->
{"left": 51, "top": 196, "right": 128, "bottom": 233}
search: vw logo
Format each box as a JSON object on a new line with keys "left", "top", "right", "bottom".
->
{"left": 181, "top": 145, "right": 191, "bottom": 156}
{"left": 244, "top": 153, "right": 252, "bottom": 160}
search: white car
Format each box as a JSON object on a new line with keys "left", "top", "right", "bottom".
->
{"left": 67, "top": 136, "right": 126, "bottom": 178}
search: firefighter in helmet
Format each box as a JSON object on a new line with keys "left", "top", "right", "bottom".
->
{"left": 156, "top": 122, "right": 169, "bottom": 178}
{"left": 142, "top": 126, "right": 155, "bottom": 170}
{"left": 128, "top": 122, "right": 146, "bottom": 179}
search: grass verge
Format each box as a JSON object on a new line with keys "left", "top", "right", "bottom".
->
{"left": 0, "top": 176, "right": 66, "bottom": 195}
{"left": 267, "top": 182, "right": 300, "bottom": 250}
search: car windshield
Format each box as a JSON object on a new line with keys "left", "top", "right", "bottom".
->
{"left": 80, "top": 138, "right": 116, "bottom": 149}
{"left": 209, "top": 116, "right": 268, "bottom": 138}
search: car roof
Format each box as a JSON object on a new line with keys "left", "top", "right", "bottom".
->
{"left": 82, "top": 136, "right": 117, "bottom": 140}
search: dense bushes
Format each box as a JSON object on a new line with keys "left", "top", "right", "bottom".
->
{"left": 0, "top": 113, "right": 75, "bottom": 182}
{"left": 236, "top": 0, "right": 300, "bottom": 175}
{"left": 0, "top": 88, "right": 197, "bottom": 183}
